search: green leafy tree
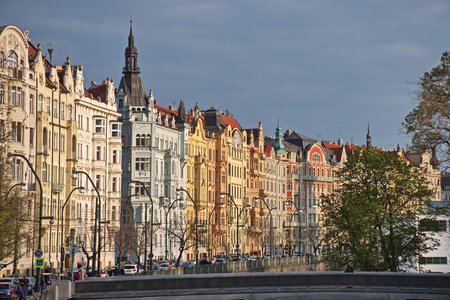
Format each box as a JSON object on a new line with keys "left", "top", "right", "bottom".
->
{"left": 321, "top": 148, "right": 438, "bottom": 272}
{"left": 403, "top": 51, "right": 450, "bottom": 170}
{"left": 0, "top": 122, "right": 31, "bottom": 269}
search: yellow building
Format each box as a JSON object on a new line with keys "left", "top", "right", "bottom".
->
{"left": 0, "top": 25, "right": 37, "bottom": 276}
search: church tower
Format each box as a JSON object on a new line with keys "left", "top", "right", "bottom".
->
{"left": 366, "top": 123, "right": 372, "bottom": 147}
{"left": 118, "top": 19, "right": 147, "bottom": 106}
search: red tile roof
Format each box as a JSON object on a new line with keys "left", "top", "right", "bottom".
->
{"left": 219, "top": 114, "right": 242, "bottom": 130}
{"left": 264, "top": 145, "right": 273, "bottom": 157}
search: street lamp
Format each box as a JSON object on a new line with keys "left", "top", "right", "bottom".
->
{"left": 208, "top": 202, "right": 225, "bottom": 258}
{"left": 163, "top": 197, "right": 184, "bottom": 260}
{"left": 286, "top": 200, "right": 303, "bottom": 256}
{"left": 129, "top": 181, "right": 154, "bottom": 272}
{"left": 253, "top": 197, "right": 278, "bottom": 258}
{"left": 220, "top": 193, "right": 251, "bottom": 261}
{"left": 3, "top": 181, "right": 26, "bottom": 201}
{"left": 72, "top": 167, "right": 101, "bottom": 275}
{"left": 60, "top": 186, "right": 85, "bottom": 274}
{"left": 7, "top": 152, "right": 44, "bottom": 292}
{"left": 176, "top": 187, "right": 199, "bottom": 265}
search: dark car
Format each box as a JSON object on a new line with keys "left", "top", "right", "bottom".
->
{"left": 198, "top": 259, "right": 211, "bottom": 265}
{"left": 0, "top": 283, "right": 14, "bottom": 300}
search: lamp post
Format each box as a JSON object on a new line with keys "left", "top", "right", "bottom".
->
{"left": 286, "top": 200, "right": 303, "bottom": 256}
{"left": 129, "top": 181, "right": 154, "bottom": 272}
{"left": 176, "top": 188, "right": 199, "bottom": 265}
{"left": 7, "top": 152, "right": 44, "bottom": 292}
{"left": 253, "top": 197, "right": 278, "bottom": 258}
{"left": 4, "top": 181, "right": 26, "bottom": 274}
{"left": 207, "top": 202, "right": 225, "bottom": 258}
{"left": 72, "top": 167, "right": 101, "bottom": 275}
{"left": 60, "top": 186, "right": 85, "bottom": 274}
{"left": 220, "top": 193, "right": 251, "bottom": 261}
{"left": 163, "top": 198, "right": 183, "bottom": 260}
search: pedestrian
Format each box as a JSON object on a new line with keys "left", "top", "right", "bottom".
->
{"left": 344, "top": 260, "right": 354, "bottom": 273}
{"left": 14, "top": 285, "right": 24, "bottom": 300}
{"left": 20, "top": 280, "right": 28, "bottom": 298}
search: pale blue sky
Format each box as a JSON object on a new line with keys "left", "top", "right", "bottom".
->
{"left": 2, "top": 0, "right": 449, "bottom": 149}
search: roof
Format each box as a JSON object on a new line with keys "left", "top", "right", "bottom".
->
{"left": 219, "top": 114, "right": 242, "bottom": 130}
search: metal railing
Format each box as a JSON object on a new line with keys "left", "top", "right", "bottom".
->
{"left": 149, "top": 256, "right": 321, "bottom": 276}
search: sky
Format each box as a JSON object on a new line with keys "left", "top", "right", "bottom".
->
{"left": 1, "top": 0, "right": 449, "bottom": 149}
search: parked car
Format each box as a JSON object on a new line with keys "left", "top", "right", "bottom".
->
{"left": 198, "top": 258, "right": 212, "bottom": 265}
{"left": 123, "top": 264, "right": 142, "bottom": 275}
{"left": 0, "top": 278, "right": 19, "bottom": 288}
{"left": 42, "top": 273, "right": 57, "bottom": 286}
{"left": 0, "top": 283, "right": 14, "bottom": 300}
{"left": 158, "top": 262, "right": 171, "bottom": 271}
{"left": 213, "top": 258, "right": 227, "bottom": 264}
{"left": 182, "top": 261, "right": 196, "bottom": 268}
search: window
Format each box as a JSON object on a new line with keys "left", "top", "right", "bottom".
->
{"left": 312, "top": 153, "right": 320, "bottom": 162}
{"left": 60, "top": 134, "right": 65, "bottom": 152}
{"left": 112, "top": 150, "right": 118, "bottom": 164}
{"left": 112, "top": 177, "right": 117, "bottom": 192}
{"left": 112, "top": 206, "right": 117, "bottom": 221}
{"left": 0, "top": 84, "right": 4, "bottom": 104}
{"left": 30, "top": 128, "right": 34, "bottom": 147}
{"left": 38, "top": 94, "right": 43, "bottom": 111}
{"left": 95, "top": 174, "right": 101, "bottom": 189}
{"left": 11, "top": 122, "right": 22, "bottom": 142}
{"left": 86, "top": 117, "right": 89, "bottom": 131}
{"left": 419, "top": 257, "right": 448, "bottom": 265}
{"left": 17, "top": 87, "right": 22, "bottom": 107}
{"left": 60, "top": 103, "right": 65, "bottom": 120}
{"left": 11, "top": 86, "right": 16, "bottom": 106}
{"left": 112, "top": 124, "right": 121, "bottom": 137}
{"left": 136, "top": 134, "right": 141, "bottom": 147}
{"left": 8, "top": 51, "right": 18, "bottom": 69}
{"left": 135, "top": 157, "right": 149, "bottom": 171}
{"left": 96, "top": 146, "right": 101, "bottom": 160}
{"left": 95, "top": 118, "right": 106, "bottom": 133}
{"left": 53, "top": 100, "right": 58, "bottom": 117}
{"left": 29, "top": 94, "right": 34, "bottom": 113}
{"left": 419, "top": 219, "right": 447, "bottom": 232}
{"left": 68, "top": 105, "right": 72, "bottom": 120}
{"left": 46, "top": 97, "right": 50, "bottom": 113}
{"left": 42, "top": 162, "right": 48, "bottom": 182}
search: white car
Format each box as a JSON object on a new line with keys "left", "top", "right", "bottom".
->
{"left": 123, "top": 264, "right": 141, "bottom": 275}
{"left": 158, "top": 262, "right": 171, "bottom": 270}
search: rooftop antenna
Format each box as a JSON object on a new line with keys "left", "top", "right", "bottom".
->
{"left": 47, "top": 43, "right": 54, "bottom": 63}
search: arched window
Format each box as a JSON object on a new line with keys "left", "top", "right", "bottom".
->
{"left": 146, "top": 134, "right": 151, "bottom": 147}
{"left": 312, "top": 153, "right": 320, "bottom": 162}
{"left": 136, "top": 134, "right": 141, "bottom": 147}
{"left": 172, "top": 161, "right": 176, "bottom": 175}
{"left": 42, "top": 162, "right": 47, "bottom": 182}
{"left": 8, "top": 51, "right": 18, "bottom": 69}
{"left": 0, "top": 52, "right": 4, "bottom": 67}
{"left": 140, "top": 135, "right": 145, "bottom": 147}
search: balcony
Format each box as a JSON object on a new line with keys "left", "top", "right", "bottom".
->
{"left": 52, "top": 183, "right": 64, "bottom": 194}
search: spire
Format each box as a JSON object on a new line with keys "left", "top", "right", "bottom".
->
{"left": 128, "top": 17, "right": 134, "bottom": 48}
{"left": 274, "top": 118, "right": 286, "bottom": 152}
{"left": 176, "top": 99, "right": 186, "bottom": 123}
{"left": 366, "top": 123, "right": 372, "bottom": 147}
{"left": 118, "top": 20, "right": 146, "bottom": 106}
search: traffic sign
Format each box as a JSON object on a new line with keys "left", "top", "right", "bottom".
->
{"left": 148, "top": 253, "right": 154, "bottom": 259}
{"left": 35, "top": 249, "right": 43, "bottom": 258}
{"left": 34, "top": 257, "right": 45, "bottom": 268}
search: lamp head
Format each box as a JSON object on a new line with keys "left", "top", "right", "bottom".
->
{"left": 129, "top": 182, "right": 136, "bottom": 189}
{"left": 217, "top": 203, "right": 225, "bottom": 209}
{"left": 219, "top": 193, "right": 225, "bottom": 199}
{"left": 71, "top": 167, "right": 78, "bottom": 179}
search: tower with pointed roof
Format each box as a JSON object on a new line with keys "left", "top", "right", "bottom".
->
{"left": 118, "top": 19, "right": 147, "bottom": 107}
{"left": 273, "top": 120, "right": 286, "bottom": 153}
{"left": 366, "top": 123, "right": 372, "bottom": 147}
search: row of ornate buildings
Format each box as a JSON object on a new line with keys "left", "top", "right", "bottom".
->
{"left": 0, "top": 23, "right": 443, "bottom": 275}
